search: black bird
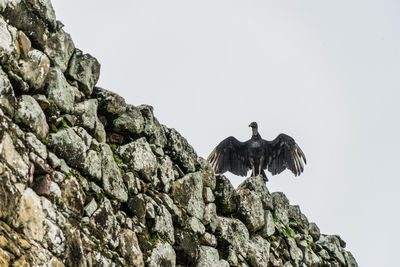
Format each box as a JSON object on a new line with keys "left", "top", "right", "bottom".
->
{"left": 207, "top": 122, "right": 306, "bottom": 181}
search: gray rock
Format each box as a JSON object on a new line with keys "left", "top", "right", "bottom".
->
{"left": 138, "top": 105, "right": 167, "bottom": 147}
{"left": 303, "top": 248, "right": 322, "bottom": 267}
{"left": 0, "top": 131, "right": 29, "bottom": 180}
{"left": 271, "top": 192, "right": 290, "bottom": 225}
{"left": 149, "top": 242, "right": 176, "bottom": 267}
{"left": 196, "top": 246, "right": 229, "bottom": 267}
{"left": 123, "top": 172, "right": 141, "bottom": 195}
{"left": 247, "top": 235, "right": 270, "bottom": 267}
{"left": 43, "top": 219, "right": 65, "bottom": 257}
{"left": 175, "top": 230, "right": 200, "bottom": 264}
{"left": 118, "top": 228, "right": 145, "bottom": 267}
{"left": 117, "top": 137, "right": 158, "bottom": 182}
{"left": 199, "top": 232, "right": 217, "bottom": 247}
{"left": 48, "top": 127, "right": 88, "bottom": 169}
{"left": 237, "top": 188, "right": 265, "bottom": 232}
{"left": 308, "top": 222, "right": 320, "bottom": 241}
{"left": 237, "top": 175, "right": 273, "bottom": 210}
{"left": 203, "top": 203, "right": 218, "bottom": 232}
{"left": 0, "top": 16, "right": 16, "bottom": 58}
{"left": 287, "top": 237, "right": 303, "bottom": 263}
{"left": 61, "top": 176, "right": 85, "bottom": 215}
{"left": 214, "top": 174, "right": 237, "bottom": 215}
{"left": 66, "top": 49, "right": 100, "bottom": 96}
{"left": 160, "top": 193, "right": 185, "bottom": 227}
{"left": 202, "top": 186, "right": 215, "bottom": 203}
{"left": 127, "top": 194, "right": 146, "bottom": 224}
{"left": 215, "top": 216, "right": 249, "bottom": 258}
{"left": 93, "top": 86, "right": 126, "bottom": 115}
{"left": 0, "top": 68, "right": 16, "bottom": 117}
{"left": 64, "top": 227, "right": 85, "bottom": 267}
{"left": 316, "top": 235, "right": 346, "bottom": 265}
{"left": 45, "top": 68, "right": 76, "bottom": 114}
{"left": 17, "top": 49, "right": 50, "bottom": 91}
{"left": 149, "top": 201, "right": 175, "bottom": 244}
{"left": 261, "top": 210, "right": 276, "bottom": 237}
{"left": 44, "top": 28, "right": 75, "bottom": 72}
{"left": 84, "top": 198, "right": 97, "bottom": 217}
{"left": 344, "top": 250, "right": 358, "bottom": 267}
{"left": 14, "top": 95, "right": 49, "bottom": 139}
{"left": 198, "top": 157, "right": 216, "bottom": 190}
{"left": 172, "top": 171, "right": 205, "bottom": 220}
{"left": 186, "top": 217, "right": 206, "bottom": 235}
{"left": 288, "top": 205, "right": 308, "bottom": 231}
{"left": 74, "top": 99, "right": 99, "bottom": 134}
{"left": 82, "top": 149, "right": 102, "bottom": 181}
{"left": 164, "top": 126, "right": 197, "bottom": 172}
{"left": 100, "top": 143, "right": 128, "bottom": 202}
{"left": 26, "top": 132, "right": 47, "bottom": 159}
{"left": 158, "top": 155, "right": 176, "bottom": 193}
{"left": 90, "top": 198, "right": 120, "bottom": 249}
{"left": 113, "top": 105, "right": 144, "bottom": 135}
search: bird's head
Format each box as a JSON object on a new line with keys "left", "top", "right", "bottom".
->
{"left": 249, "top": 121, "right": 258, "bottom": 129}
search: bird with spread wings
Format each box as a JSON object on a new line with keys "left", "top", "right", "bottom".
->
{"left": 207, "top": 122, "right": 306, "bottom": 182}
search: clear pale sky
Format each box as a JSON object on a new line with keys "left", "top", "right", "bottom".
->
{"left": 52, "top": 1, "right": 400, "bottom": 266}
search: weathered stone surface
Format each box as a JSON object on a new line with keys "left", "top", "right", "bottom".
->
{"left": 237, "top": 188, "right": 265, "bottom": 232}
{"left": 0, "top": 68, "right": 16, "bottom": 117}
{"left": 118, "top": 228, "right": 144, "bottom": 267}
{"left": 0, "top": 131, "right": 29, "bottom": 179}
{"left": 344, "top": 250, "right": 358, "bottom": 267}
{"left": 215, "top": 217, "right": 249, "bottom": 258}
{"left": 17, "top": 49, "right": 50, "bottom": 90}
{"left": 148, "top": 200, "right": 175, "bottom": 244}
{"left": 138, "top": 105, "right": 167, "bottom": 147}
{"left": 199, "top": 232, "right": 217, "bottom": 247}
{"left": 287, "top": 237, "right": 303, "bottom": 263}
{"left": 238, "top": 175, "right": 273, "bottom": 210}
{"left": 117, "top": 137, "right": 157, "bottom": 182}
{"left": 149, "top": 242, "right": 176, "bottom": 267}
{"left": 303, "top": 247, "right": 322, "bottom": 266}
{"left": 247, "top": 235, "right": 270, "bottom": 267}
{"left": 172, "top": 171, "right": 205, "bottom": 220}
{"left": 93, "top": 86, "right": 126, "bottom": 115}
{"left": 44, "top": 29, "right": 75, "bottom": 72}
{"left": 16, "top": 188, "right": 44, "bottom": 242}
{"left": 65, "top": 227, "right": 85, "bottom": 267}
{"left": 175, "top": 231, "right": 200, "bottom": 265}
{"left": 158, "top": 155, "right": 176, "bottom": 193}
{"left": 45, "top": 68, "right": 76, "bottom": 114}
{"left": 196, "top": 246, "right": 229, "bottom": 267}
{"left": 66, "top": 49, "right": 100, "bottom": 96}
{"left": 203, "top": 203, "right": 218, "bottom": 232}
{"left": 214, "top": 174, "right": 237, "bottom": 215}
{"left": 26, "top": 132, "right": 47, "bottom": 159}
{"left": 316, "top": 235, "right": 346, "bottom": 265}
{"left": 62, "top": 176, "right": 85, "bottom": 215}
{"left": 31, "top": 174, "right": 51, "bottom": 196}
{"left": 90, "top": 198, "right": 120, "bottom": 249}
{"left": 0, "top": 16, "right": 15, "bottom": 58}
{"left": 0, "top": 173, "right": 21, "bottom": 224}
{"left": 100, "top": 143, "right": 128, "bottom": 202}
{"left": 43, "top": 219, "right": 65, "bottom": 257}
{"left": 164, "top": 126, "right": 197, "bottom": 172}
{"left": 74, "top": 99, "right": 99, "bottom": 134}
{"left": 308, "top": 222, "right": 321, "bottom": 241}
{"left": 14, "top": 95, "right": 49, "bottom": 139}
{"left": 113, "top": 105, "right": 144, "bottom": 135}
{"left": 186, "top": 216, "right": 206, "bottom": 235}
{"left": 271, "top": 192, "right": 290, "bottom": 225}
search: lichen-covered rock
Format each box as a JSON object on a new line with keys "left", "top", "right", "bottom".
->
{"left": 138, "top": 105, "right": 167, "bottom": 148}
{"left": 26, "top": 132, "right": 47, "bottom": 159}
{"left": 90, "top": 198, "right": 120, "bottom": 249}
{"left": 196, "top": 246, "right": 229, "bottom": 267}
{"left": 287, "top": 237, "right": 303, "bottom": 263}
{"left": 64, "top": 227, "right": 85, "bottom": 267}
{"left": 148, "top": 242, "right": 176, "bottom": 267}
{"left": 117, "top": 137, "right": 158, "bottom": 182}
{"left": 0, "top": 131, "right": 29, "bottom": 180}
{"left": 17, "top": 49, "right": 50, "bottom": 90}
{"left": 62, "top": 176, "right": 85, "bottom": 215}
{"left": 214, "top": 174, "right": 237, "bottom": 215}
{"left": 316, "top": 235, "right": 346, "bottom": 265}
{"left": 261, "top": 209, "right": 276, "bottom": 237}
{"left": 247, "top": 235, "right": 270, "bottom": 267}
{"left": 303, "top": 247, "right": 322, "bottom": 266}
{"left": 44, "top": 29, "right": 75, "bottom": 72}
{"left": 172, "top": 171, "right": 205, "bottom": 220}
{"left": 237, "top": 188, "right": 265, "bottom": 232}
{"left": 113, "top": 104, "right": 144, "bottom": 135}
{"left": 0, "top": 16, "right": 16, "bottom": 58}
{"left": 0, "top": 173, "right": 21, "bottom": 224}
{"left": 74, "top": 99, "right": 99, "bottom": 134}
{"left": 93, "top": 86, "right": 126, "bottom": 116}
{"left": 158, "top": 155, "right": 176, "bottom": 193}
{"left": 308, "top": 222, "right": 321, "bottom": 241}
{"left": 215, "top": 216, "right": 249, "bottom": 258}
{"left": 118, "top": 228, "right": 144, "bottom": 267}
{"left": 15, "top": 188, "right": 44, "bottom": 242}
{"left": 45, "top": 68, "right": 76, "bottom": 114}
{"left": 99, "top": 143, "right": 128, "bottom": 202}
{"left": 43, "top": 219, "right": 65, "bottom": 257}
{"left": 147, "top": 199, "right": 175, "bottom": 244}
{"left": 66, "top": 49, "right": 100, "bottom": 96}
{"left": 164, "top": 126, "right": 197, "bottom": 172}
{"left": 237, "top": 175, "right": 273, "bottom": 210}
{"left": 14, "top": 95, "right": 49, "bottom": 139}
{"left": 175, "top": 230, "right": 200, "bottom": 265}
{"left": 271, "top": 192, "right": 290, "bottom": 225}
{"left": 0, "top": 68, "right": 16, "bottom": 117}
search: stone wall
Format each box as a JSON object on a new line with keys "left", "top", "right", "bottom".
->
{"left": 0, "top": 1, "right": 358, "bottom": 266}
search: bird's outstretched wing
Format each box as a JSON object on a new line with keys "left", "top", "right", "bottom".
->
{"left": 265, "top": 133, "right": 307, "bottom": 176}
{"left": 207, "top": 136, "right": 250, "bottom": 176}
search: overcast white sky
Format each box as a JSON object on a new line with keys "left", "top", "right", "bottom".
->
{"left": 53, "top": 1, "right": 400, "bottom": 266}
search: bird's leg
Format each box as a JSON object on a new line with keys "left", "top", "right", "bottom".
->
{"left": 258, "top": 156, "right": 264, "bottom": 177}
{"left": 250, "top": 158, "right": 255, "bottom": 177}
